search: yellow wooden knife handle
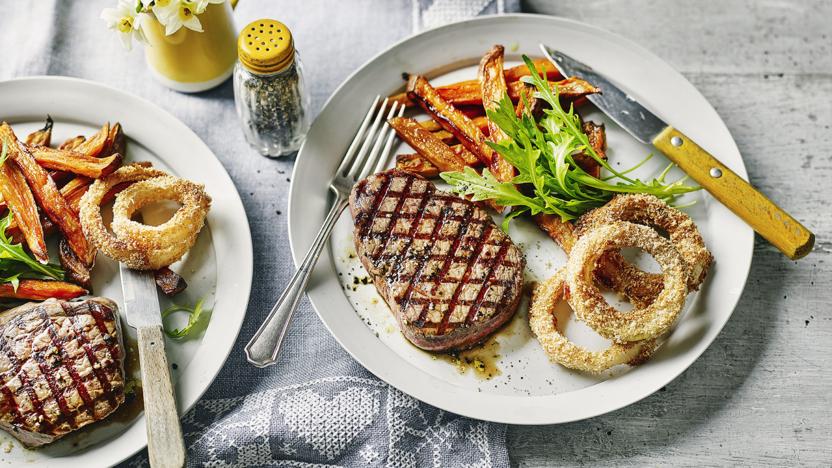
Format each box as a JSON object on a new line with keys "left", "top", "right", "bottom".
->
{"left": 653, "top": 126, "right": 814, "bottom": 259}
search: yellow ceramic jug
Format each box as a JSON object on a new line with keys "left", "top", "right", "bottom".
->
{"left": 142, "top": 1, "right": 238, "bottom": 92}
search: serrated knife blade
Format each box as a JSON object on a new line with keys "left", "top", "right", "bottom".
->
{"left": 119, "top": 263, "right": 161, "bottom": 328}
{"left": 538, "top": 43, "right": 814, "bottom": 259}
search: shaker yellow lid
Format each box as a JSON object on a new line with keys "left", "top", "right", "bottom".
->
{"left": 238, "top": 19, "right": 294, "bottom": 74}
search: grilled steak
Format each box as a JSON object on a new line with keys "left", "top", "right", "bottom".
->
{"left": 0, "top": 298, "right": 125, "bottom": 447}
{"left": 350, "top": 170, "right": 525, "bottom": 351}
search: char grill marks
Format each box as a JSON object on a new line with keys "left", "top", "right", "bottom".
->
{"left": 0, "top": 299, "right": 125, "bottom": 446}
{"left": 352, "top": 170, "right": 523, "bottom": 338}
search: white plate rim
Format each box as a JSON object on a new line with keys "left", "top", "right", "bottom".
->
{"left": 0, "top": 76, "right": 254, "bottom": 464}
{"left": 288, "top": 14, "right": 754, "bottom": 424}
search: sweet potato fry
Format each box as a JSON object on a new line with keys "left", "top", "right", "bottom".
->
{"left": 396, "top": 141, "right": 489, "bottom": 179}
{"left": 100, "top": 122, "right": 126, "bottom": 157}
{"left": 479, "top": 45, "right": 515, "bottom": 183}
{"left": 24, "top": 116, "right": 53, "bottom": 147}
{"left": 0, "top": 161, "right": 48, "bottom": 263}
{"left": 420, "top": 115, "right": 489, "bottom": 134}
{"left": 534, "top": 213, "right": 577, "bottom": 253}
{"left": 59, "top": 176, "right": 93, "bottom": 213}
{"left": 390, "top": 59, "right": 561, "bottom": 106}
{"left": 60, "top": 177, "right": 131, "bottom": 214}
{"left": 101, "top": 181, "right": 132, "bottom": 206}
{"left": 514, "top": 81, "right": 544, "bottom": 118}
{"left": 58, "top": 238, "right": 92, "bottom": 291}
{"left": 504, "top": 58, "right": 561, "bottom": 82}
{"left": 393, "top": 77, "right": 597, "bottom": 108}
{"left": 388, "top": 117, "right": 466, "bottom": 172}
{"left": 407, "top": 75, "right": 495, "bottom": 168}
{"left": 457, "top": 105, "right": 485, "bottom": 119}
{"left": 584, "top": 121, "right": 606, "bottom": 159}
{"left": 54, "top": 131, "right": 89, "bottom": 186}
{"left": 431, "top": 129, "right": 455, "bottom": 144}
{"left": 0, "top": 279, "right": 87, "bottom": 301}
{"left": 74, "top": 122, "right": 110, "bottom": 157}
{"left": 396, "top": 153, "right": 440, "bottom": 178}
{"left": 0, "top": 123, "right": 93, "bottom": 266}
{"left": 41, "top": 217, "right": 55, "bottom": 235}
{"left": 59, "top": 135, "right": 86, "bottom": 150}
{"left": 573, "top": 121, "right": 607, "bottom": 178}
{"left": 30, "top": 146, "right": 122, "bottom": 178}
{"left": 154, "top": 267, "right": 188, "bottom": 296}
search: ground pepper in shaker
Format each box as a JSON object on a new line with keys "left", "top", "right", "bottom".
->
{"left": 234, "top": 19, "right": 310, "bottom": 157}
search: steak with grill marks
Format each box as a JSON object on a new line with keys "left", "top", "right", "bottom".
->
{"left": 349, "top": 170, "right": 525, "bottom": 351}
{"left": 0, "top": 298, "right": 125, "bottom": 447}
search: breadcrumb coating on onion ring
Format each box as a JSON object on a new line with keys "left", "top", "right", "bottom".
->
{"left": 566, "top": 222, "right": 688, "bottom": 342}
{"left": 576, "top": 194, "right": 712, "bottom": 292}
{"left": 528, "top": 271, "right": 653, "bottom": 373}
{"left": 79, "top": 163, "right": 211, "bottom": 270}
{"left": 111, "top": 176, "right": 210, "bottom": 255}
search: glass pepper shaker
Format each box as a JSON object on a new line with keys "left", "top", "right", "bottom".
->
{"left": 234, "top": 19, "right": 310, "bottom": 157}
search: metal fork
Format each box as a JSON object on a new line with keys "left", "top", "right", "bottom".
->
{"left": 245, "top": 96, "right": 404, "bottom": 367}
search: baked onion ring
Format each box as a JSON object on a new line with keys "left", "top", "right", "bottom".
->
{"left": 576, "top": 194, "right": 713, "bottom": 292}
{"left": 565, "top": 221, "right": 688, "bottom": 342}
{"left": 111, "top": 175, "right": 210, "bottom": 265}
{"left": 79, "top": 164, "right": 211, "bottom": 270}
{"left": 529, "top": 271, "right": 653, "bottom": 373}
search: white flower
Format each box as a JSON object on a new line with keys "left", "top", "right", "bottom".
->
{"left": 194, "top": 0, "right": 224, "bottom": 15}
{"left": 101, "top": 0, "right": 147, "bottom": 50}
{"left": 153, "top": 0, "right": 204, "bottom": 35}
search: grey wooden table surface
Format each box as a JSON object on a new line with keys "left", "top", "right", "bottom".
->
{"left": 511, "top": 1, "right": 831, "bottom": 466}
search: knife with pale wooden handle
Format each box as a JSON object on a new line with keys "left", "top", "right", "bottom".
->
{"left": 121, "top": 264, "right": 186, "bottom": 468}
{"left": 541, "top": 44, "right": 814, "bottom": 259}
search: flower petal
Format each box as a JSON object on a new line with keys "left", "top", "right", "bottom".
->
{"left": 119, "top": 30, "right": 133, "bottom": 51}
{"left": 164, "top": 17, "right": 183, "bottom": 35}
{"left": 182, "top": 14, "right": 203, "bottom": 32}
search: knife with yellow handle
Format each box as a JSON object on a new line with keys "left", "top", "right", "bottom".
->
{"left": 541, "top": 45, "right": 814, "bottom": 259}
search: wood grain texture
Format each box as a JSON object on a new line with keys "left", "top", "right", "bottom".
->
{"left": 653, "top": 126, "right": 814, "bottom": 259}
{"left": 522, "top": 0, "right": 832, "bottom": 74}
{"left": 513, "top": 1, "right": 831, "bottom": 466}
{"left": 137, "top": 326, "right": 186, "bottom": 468}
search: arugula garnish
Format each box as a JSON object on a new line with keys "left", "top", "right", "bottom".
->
{"left": 162, "top": 296, "right": 211, "bottom": 339}
{"left": 0, "top": 213, "right": 63, "bottom": 289}
{"left": 440, "top": 55, "right": 699, "bottom": 227}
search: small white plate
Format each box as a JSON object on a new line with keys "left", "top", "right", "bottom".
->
{"left": 289, "top": 15, "right": 753, "bottom": 424}
{"left": 0, "top": 77, "right": 253, "bottom": 465}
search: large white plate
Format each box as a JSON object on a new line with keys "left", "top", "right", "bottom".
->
{"left": 289, "top": 15, "right": 753, "bottom": 424}
{"left": 0, "top": 77, "right": 253, "bottom": 465}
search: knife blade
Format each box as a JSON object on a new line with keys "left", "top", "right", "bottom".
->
{"left": 539, "top": 44, "right": 814, "bottom": 260}
{"left": 120, "top": 264, "right": 162, "bottom": 328}
{"left": 120, "top": 264, "right": 186, "bottom": 467}
{"left": 540, "top": 45, "right": 665, "bottom": 144}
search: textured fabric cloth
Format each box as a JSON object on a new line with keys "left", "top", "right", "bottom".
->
{"left": 413, "top": 0, "right": 520, "bottom": 31}
{"left": 0, "top": 0, "right": 517, "bottom": 466}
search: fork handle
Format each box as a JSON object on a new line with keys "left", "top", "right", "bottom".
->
{"left": 245, "top": 193, "right": 350, "bottom": 367}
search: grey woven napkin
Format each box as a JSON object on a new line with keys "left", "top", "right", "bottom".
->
{"left": 413, "top": 0, "right": 520, "bottom": 31}
{"left": 0, "top": 1, "right": 517, "bottom": 466}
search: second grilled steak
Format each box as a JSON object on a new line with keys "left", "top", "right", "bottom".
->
{"left": 0, "top": 298, "right": 125, "bottom": 447}
{"left": 350, "top": 170, "right": 525, "bottom": 351}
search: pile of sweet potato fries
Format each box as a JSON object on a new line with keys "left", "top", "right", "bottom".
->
{"left": 387, "top": 45, "right": 606, "bottom": 252}
{"left": 0, "top": 119, "right": 186, "bottom": 301}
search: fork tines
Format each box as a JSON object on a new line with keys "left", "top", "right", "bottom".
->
{"left": 336, "top": 96, "right": 405, "bottom": 182}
